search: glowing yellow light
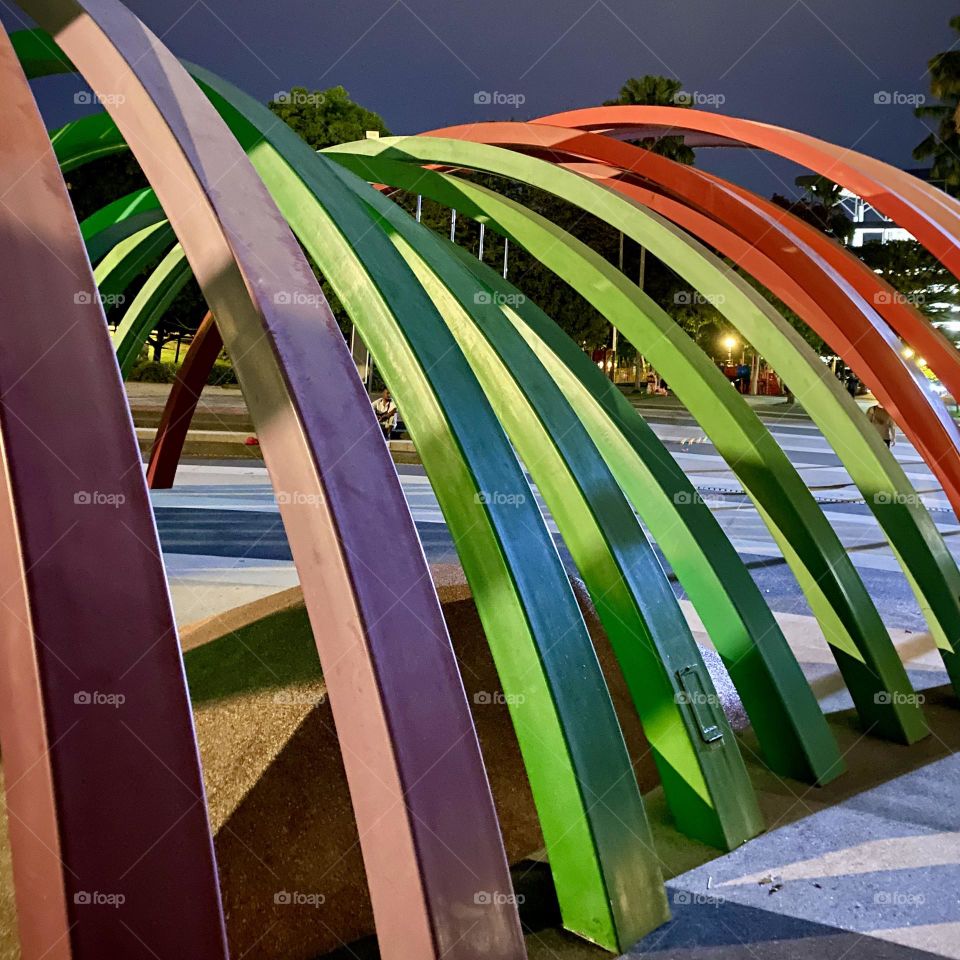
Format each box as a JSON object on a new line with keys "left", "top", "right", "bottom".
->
{"left": 902, "top": 347, "right": 915, "bottom": 359}
{"left": 918, "top": 358, "right": 927, "bottom": 367}
{"left": 722, "top": 335, "right": 738, "bottom": 352}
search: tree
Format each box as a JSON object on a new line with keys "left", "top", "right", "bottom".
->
{"left": 914, "top": 15, "right": 960, "bottom": 196}
{"left": 604, "top": 75, "right": 696, "bottom": 165}
{"left": 857, "top": 239, "right": 960, "bottom": 332}
{"left": 267, "top": 85, "right": 390, "bottom": 150}
{"left": 771, "top": 174, "right": 854, "bottom": 243}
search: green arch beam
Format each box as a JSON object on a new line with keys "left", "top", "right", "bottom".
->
{"left": 326, "top": 143, "right": 927, "bottom": 744}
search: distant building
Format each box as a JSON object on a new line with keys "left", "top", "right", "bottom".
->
{"left": 840, "top": 168, "right": 944, "bottom": 247}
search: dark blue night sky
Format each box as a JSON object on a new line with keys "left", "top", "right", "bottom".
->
{"left": 3, "top": 0, "right": 956, "bottom": 198}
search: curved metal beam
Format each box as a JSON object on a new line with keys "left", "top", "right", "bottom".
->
{"left": 0, "top": 23, "right": 227, "bottom": 959}
{"left": 14, "top": 3, "right": 524, "bottom": 958}
{"left": 414, "top": 123, "right": 960, "bottom": 681}
{"left": 535, "top": 106, "right": 960, "bottom": 274}
{"left": 327, "top": 140, "right": 928, "bottom": 744}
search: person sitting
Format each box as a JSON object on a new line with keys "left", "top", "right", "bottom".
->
{"left": 373, "top": 388, "right": 398, "bottom": 440}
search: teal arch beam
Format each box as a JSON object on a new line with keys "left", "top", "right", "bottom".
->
{"left": 326, "top": 143, "right": 927, "bottom": 744}
{"left": 444, "top": 240, "right": 843, "bottom": 785}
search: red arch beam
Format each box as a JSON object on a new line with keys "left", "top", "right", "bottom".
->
{"left": 423, "top": 121, "right": 960, "bottom": 519}
{"left": 536, "top": 105, "right": 960, "bottom": 273}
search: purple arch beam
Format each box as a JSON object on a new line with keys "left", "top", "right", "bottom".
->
{"left": 7, "top": 2, "right": 524, "bottom": 958}
{"left": 0, "top": 24, "right": 227, "bottom": 959}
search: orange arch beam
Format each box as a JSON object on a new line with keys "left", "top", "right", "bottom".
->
{"left": 423, "top": 121, "right": 960, "bottom": 520}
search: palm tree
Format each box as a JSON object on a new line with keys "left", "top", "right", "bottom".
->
{"left": 604, "top": 75, "right": 696, "bottom": 165}
{"left": 914, "top": 15, "right": 960, "bottom": 196}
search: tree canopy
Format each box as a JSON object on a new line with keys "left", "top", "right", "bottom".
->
{"left": 914, "top": 15, "right": 960, "bottom": 196}
{"left": 267, "top": 85, "right": 391, "bottom": 150}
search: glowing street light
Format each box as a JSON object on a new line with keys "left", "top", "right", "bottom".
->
{"left": 722, "top": 335, "right": 738, "bottom": 364}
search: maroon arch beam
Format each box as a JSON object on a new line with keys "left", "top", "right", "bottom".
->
{"left": 0, "top": 24, "right": 227, "bottom": 959}
{"left": 10, "top": 2, "right": 523, "bottom": 959}
{"left": 146, "top": 311, "right": 219, "bottom": 489}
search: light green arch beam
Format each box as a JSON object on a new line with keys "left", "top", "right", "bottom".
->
{"left": 113, "top": 243, "right": 191, "bottom": 375}
{"left": 328, "top": 137, "right": 960, "bottom": 682}
{"left": 445, "top": 240, "right": 843, "bottom": 784}
{"left": 325, "top": 144, "right": 927, "bottom": 744}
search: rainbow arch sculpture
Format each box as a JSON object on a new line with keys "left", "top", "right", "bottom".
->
{"left": 1, "top": 4, "right": 960, "bottom": 959}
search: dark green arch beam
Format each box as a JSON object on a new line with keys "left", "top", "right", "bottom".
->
{"left": 326, "top": 143, "right": 927, "bottom": 744}
{"left": 445, "top": 241, "right": 843, "bottom": 784}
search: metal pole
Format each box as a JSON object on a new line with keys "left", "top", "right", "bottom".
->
{"left": 415, "top": 194, "right": 422, "bottom": 223}
{"left": 450, "top": 208, "right": 457, "bottom": 241}
{"left": 478, "top": 222, "right": 485, "bottom": 260}
{"left": 502, "top": 236, "right": 509, "bottom": 278}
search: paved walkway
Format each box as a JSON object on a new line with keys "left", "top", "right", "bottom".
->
{"left": 148, "top": 396, "right": 960, "bottom": 960}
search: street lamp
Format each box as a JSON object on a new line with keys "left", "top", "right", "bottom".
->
{"left": 722, "top": 335, "right": 738, "bottom": 365}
